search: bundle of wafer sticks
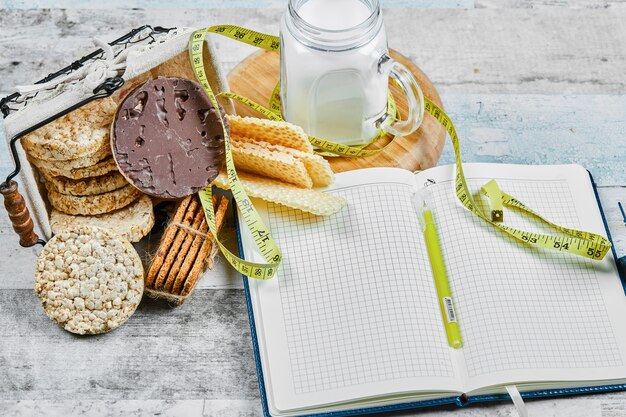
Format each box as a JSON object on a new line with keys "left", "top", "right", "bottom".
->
{"left": 144, "top": 195, "right": 229, "bottom": 304}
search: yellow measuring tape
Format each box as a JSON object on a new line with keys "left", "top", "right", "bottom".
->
{"left": 203, "top": 24, "right": 280, "bottom": 52}
{"left": 190, "top": 29, "right": 281, "bottom": 279}
{"left": 192, "top": 24, "right": 611, "bottom": 271}
{"left": 425, "top": 99, "right": 611, "bottom": 260}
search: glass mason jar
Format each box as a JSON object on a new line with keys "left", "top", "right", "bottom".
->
{"left": 280, "top": 0, "right": 425, "bottom": 146}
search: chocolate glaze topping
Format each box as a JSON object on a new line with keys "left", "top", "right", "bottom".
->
{"left": 112, "top": 76, "right": 227, "bottom": 199}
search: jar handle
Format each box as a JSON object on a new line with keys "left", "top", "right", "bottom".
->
{"left": 379, "top": 56, "right": 425, "bottom": 137}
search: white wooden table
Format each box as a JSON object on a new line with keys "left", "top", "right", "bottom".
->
{"left": 1, "top": 1, "right": 625, "bottom": 416}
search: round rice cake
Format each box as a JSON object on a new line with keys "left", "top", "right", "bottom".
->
{"left": 50, "top": 195, "right": 154, "bottom": 242}
{"left": 29, "top": 142, "right": 112, "bottom": 172}
{"left": 36, "top": 157, "right": 119, "bottom": 180}
{"left": 21, "top": 97, "right": 117, "bottom": 161}
{"left": 34, "top": 225, "right": 144, "bottom": 335}
{"left": 47, "top": 184, "right": 142, "bottom": 215}
{"left": 44, "top": 170, "right": 128, "bottom": 196}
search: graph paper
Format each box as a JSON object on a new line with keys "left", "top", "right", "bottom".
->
{"left": 267, "top": 182, "right": 454, "bottom": 394}
{"left": 246, "top": 166, "right": 626, "bottom": 413}
{"left": 426, "top": 177, "right": 623, "bottom": 378}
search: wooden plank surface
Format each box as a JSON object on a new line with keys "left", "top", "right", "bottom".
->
{"left": 1, "top": 3, "right": 626, "bottom": 417}
{"left": 0, "top": 0, "right": 475, "bottom": 8}
{"left": 1, "top": 8, "right": 626, "bottom": 95}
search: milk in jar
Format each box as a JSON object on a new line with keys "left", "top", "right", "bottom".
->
{"left": 280, "top": 0, "right": 390, "bottom": 145}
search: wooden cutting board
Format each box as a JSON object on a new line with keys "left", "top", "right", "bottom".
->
{"left": 227, "top": 49, "right": 446, "bottom": 173}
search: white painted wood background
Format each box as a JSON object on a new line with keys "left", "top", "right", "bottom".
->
{"left": 1, "top": 1, "right": 626, "bottom": 416}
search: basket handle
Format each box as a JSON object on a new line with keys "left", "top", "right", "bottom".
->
{"left": 0, "top": 181, "right": 41, "bottom": 247}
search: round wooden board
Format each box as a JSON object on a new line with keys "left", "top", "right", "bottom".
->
{"left": 227, "top": 49, "right": 446, "bottom": 173}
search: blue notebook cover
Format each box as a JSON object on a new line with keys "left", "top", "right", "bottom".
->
{"left": 233, "top": 170, "right": 626, "bottom": 417}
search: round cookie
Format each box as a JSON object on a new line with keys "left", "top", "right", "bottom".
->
{"left": 47, "top": 184, "right": 141, "bottom": 215}
{"left": 44, "top": 170, "right": 128, "bottom": 196}
{"left": 36, "top": 157, "right": 119, "bottom": 180}
{"left": 50, "top": 195, "right": 154, "bottom": 242}
{"left": 21, "top": 97, "right": 116, "bottom": 161}
{"left": 112, "top": 76, "right": 227, "bottom": 199}
{"left": 34, "top": 225, "right": 144, "bottom": 335}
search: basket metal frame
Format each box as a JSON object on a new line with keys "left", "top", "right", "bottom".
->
{"left": 0, "top": 25, "right": 174, "bottom": 187}
{"left": 0, "top": 25, "right": 175, "bottom": 246}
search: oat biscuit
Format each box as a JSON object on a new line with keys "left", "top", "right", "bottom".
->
{"left": 43, "top": 170, "right": 127, "bottom": 196}
{"left": 21, "top": 98, "right": 116, "bottom": 161}
{"left": 170, "top": 196, "right": 223, "bottom": 294}
{"left": 227, "top": 115, "right": 314, "bottom": 153}
{"left": 47, "top": 184, "right": 141, "bottom": 215}
{"left": 145, "top": 195, "right": 228, "bottom": 303}
{"left": 154, "top": 198, "right": 201, "bottom": 290}
{"left": 162, "top": 206, "right": 207, "bottom": 293}
{"left": 49, "top": 195, "right": 154, "bottom": 242}
{"left": 170, "top": 220, "right": 209, "bottom": 295}
{"left": 145, "top": 195, "right": 194, "bottom": 288}
{"left": 180, "top": 197, "right": 229, "bottom": 297}
{"left": 37, "top": 157, "right": 119, "bottom": 180}
{"left": 213, "top": 171, "right": 345, "bottom": 216}
{"left": 34, "top": 225, "right": 144, "bottom": 335}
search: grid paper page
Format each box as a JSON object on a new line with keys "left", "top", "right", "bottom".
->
{"left": 427, "top": 178, "right": 623, "bottom": 378}
{"left": 267, "top": 183, "right": 453, "bottom": 395}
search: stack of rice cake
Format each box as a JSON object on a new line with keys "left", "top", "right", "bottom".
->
{"left": 21, "top": 97, "right": 154, "bottom": 243}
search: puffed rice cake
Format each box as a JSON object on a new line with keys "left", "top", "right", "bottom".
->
{"left": 50, "top": 195, "right": 154, "bottom": 242}
{"left": 21, "top": 97, "right": 117, "bottom": 161}
{"left": 43, "top": 170, "right": 128, "bottom": 196}
{"left": 46, "top": 184, "right": 141, "bottom": 215}
{"left": 36, "top": 157, "right": 119, "bottom": 180}
{"left": 28, "top": 142, "right": 112, "bottom": 171}
{"left": 34, "top": 225, "right": 144, "bottom": 335}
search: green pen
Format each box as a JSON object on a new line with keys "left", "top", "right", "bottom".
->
{"left": 421, "top": 200, "right": 463, "bottom": 349}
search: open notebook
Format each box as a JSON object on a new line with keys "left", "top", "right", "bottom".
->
{"left": 237, "top": 163, "right": 626, "bottom": 417}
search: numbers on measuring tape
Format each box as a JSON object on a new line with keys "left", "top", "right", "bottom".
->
{"left": 426, "top": 96, "right": 611, "bottom": 261}
{"left": 204, "top": 24, "right": 280, "bottom": 52}
{"left": 189, "top": 28, "right": 282, "bottom": 279}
